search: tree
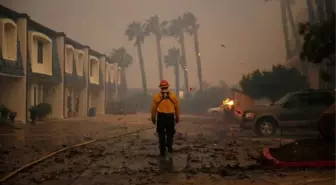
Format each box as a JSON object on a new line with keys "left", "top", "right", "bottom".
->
{"left": 239, "top": 65, "right": 309, "bottom": 101}
{"left": 167, "top": 16, "right": 190, "bottom": 98}
{"left": 125, "top": 21, "right": 148, "bottom": 95}
{"left": 284, "top": 0, "right": 300, "bottom": 53}
{"left": 108, "top": 47, "right": 133, "bottom": 94}
{"left": 306, "top": 0, "right": 317, "bottom": 23}
{"left": 299, "top": 13, "right": 335, "bottom": 84}
{"left": 164, "top": 47, "right": 181, "bottom": 96}
{"left": 265, "top": 0, "right": 290, "bottom": 59}
{"left": 183, "top": 12, "right": 204, "bottom": 92}
{"left": 144, "top": 15, "right": 168, "bottom": 82}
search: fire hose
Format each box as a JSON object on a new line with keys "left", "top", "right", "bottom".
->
{"left": 0, "top": 126, "right": 155, "bottom": 183}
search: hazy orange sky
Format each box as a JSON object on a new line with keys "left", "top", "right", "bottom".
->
{"left": 1, "top": 0, "right": 300, "bottom": 88}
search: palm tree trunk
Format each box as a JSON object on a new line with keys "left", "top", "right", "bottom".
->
{"left": 120, "top": 68, "right": 127, "bottom": 97}
{"left": 136, "top": 43, "right": 147, "bottom": 95}
{"left": 156, "top": 36, "right": 164, "bottom": 81}
{"left": 324, "top": 0, "right": 334, "bottom": 18}
{"left": 306, "top": 0, "right": 316, "bottom": 23}
{"left": 193, "top": 30, "right": 203, "bottom": 92}
{"left": 316, "top": 0, "right": 326, "bottom": 21}
{"left": 285, "top": 0, "right": 301, "bottom": 53}
{"left": 179, "top": 34, "right": 189, "bottom": 98}
{"left": 174, "top": 63, "right": 180, "bottom": 97}
{"left": 280, "top": 0, "right": 291, "bottom": 60}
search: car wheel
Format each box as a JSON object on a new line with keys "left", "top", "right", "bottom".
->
{"left": 255, "top": 118, "right": 277, "bottom": 137}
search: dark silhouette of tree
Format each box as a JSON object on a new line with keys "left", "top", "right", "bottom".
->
{"left": 183, "top": 12, "right": 204, "bottom": 92}
{"left": 265, "top": 0, "right": 299, "bottom": 59}
{"left": 316, "top": 0, "right": 326, "bottom": 21}
{"left": 164, "top": 47, "right": 181, "bottom": 96}
{"left": 284, "top": 0, "right": 301, "bottom": 53}
{"left": 299, "top": 13, "right": 335, "bottom": 85}
{"left": 324, "top": 0, "right": 334, "bottom": 18}
{"left": 144, "top": 15, "right": 168, "bottom": 82}
{"left": 125, "top": 21, "right": 148, "bottom": 95}
{"left": 239, "top": 65, "right": 309, "bottom": 101}
{"left": 108, "top": 47, "right": 133, "bottom": 94}
{"left": 306, "top": 0, "right": 317, "bottom": 23}
{"left": 265, "top": 0, "right": 290, "bottom": 59}
{"left": 167, "top": 16, "right": 190, "bottom": 98}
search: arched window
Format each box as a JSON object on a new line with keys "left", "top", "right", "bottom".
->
{"left": 29, "top": 31, "right": 52, "bottom": 75}
{"left": 89, "top": 56, "right": 99, "bottom": 84}
{"left": 75, "top": 50, "right": 84, "bottom": 76}
{"left": 0, "top": 19, "right": 17, "bottom": 61}
{"left": 65, "top": 45, "right": 74, "bottom": 74}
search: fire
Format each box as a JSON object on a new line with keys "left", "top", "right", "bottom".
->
{"left": 223, "top": 98, "right": 234, "bottom": 106}
{"left": 222, "top": 98, "right": 234, "bottom": 111}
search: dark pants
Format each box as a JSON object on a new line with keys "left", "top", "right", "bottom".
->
{"left": 156, "top": 112, "right": 175, "bottom": 156}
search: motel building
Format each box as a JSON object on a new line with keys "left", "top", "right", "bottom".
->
{"left": 0, "top": 5, "right": 118, "bottom": 123}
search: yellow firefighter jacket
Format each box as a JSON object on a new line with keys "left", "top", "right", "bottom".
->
{"left": 151, "top": 90, "right": 180, "bottom": 118}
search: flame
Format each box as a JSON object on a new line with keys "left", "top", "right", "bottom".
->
{"left": 223, "top": 98, "right": 234, "bottom": 106}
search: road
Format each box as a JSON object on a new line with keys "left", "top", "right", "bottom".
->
{"left": 1, "top": 114, "right": 335, "bottom": 185}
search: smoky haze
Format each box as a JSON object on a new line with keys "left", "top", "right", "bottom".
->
{"left": 1, "top": 0, "right": 292, "bottom": 88}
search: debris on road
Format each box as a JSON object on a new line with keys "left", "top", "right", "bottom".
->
{"left": 269, "top": 138, "right": 335, "bottom": 162}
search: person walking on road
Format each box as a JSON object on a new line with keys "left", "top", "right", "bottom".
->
{"left": 151, "top": 80, "right": 180, "bottom": 158}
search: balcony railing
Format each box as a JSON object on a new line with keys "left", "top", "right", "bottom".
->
{"left": 64, "top": 57, "right": 85, "bottom": 88}
{"left": 0, "top": 41, "right": 24, "bottom": 77}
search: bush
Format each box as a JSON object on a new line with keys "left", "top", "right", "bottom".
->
{"left": 37, "top": 103, "right": 52, "bottom": 118}
{"left": 0, "top": 105, "right": 10, "bottom": 119}
{"left": 29, "top": 103, "right": 52, "bottom": 120}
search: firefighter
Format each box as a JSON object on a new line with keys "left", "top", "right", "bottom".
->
{"left": 151, "top": 80, "right": 180, "bottom": 158}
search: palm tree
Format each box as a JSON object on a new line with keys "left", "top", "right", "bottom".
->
{"left": 164, "top": 47, "right": 181, "bottom": 96}
{"left": 167, "top": 16, "right": 190, "bottom": 98}
{"left": 109, "top": 47, "right": 133, "bottom": 94}
{"left": 316, "top": 0, "right": 326, "bottom": 21}
{"left": 306, "top": 0, "right": 317, "bottom": 23}
{"left": 183, "top": 12, "right": 203, "bottom": 92}
{"left": 284, "top": 0, "right": 301, "bottom": 53}
{"left": 125, "top": 21, "right": 148, "bottom": 95}
{"left": 145, "top": 15, "right": 168, "bottom": 82}
{"left": 265, "top": 0, "right": 291, "bottom": 59}
{"left": 324, "top": 0, "right": 334, "bottom": 18}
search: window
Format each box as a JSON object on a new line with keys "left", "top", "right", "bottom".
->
{"left": 285, "top": 93, "right": 309, "bottom": 108}
{"left": 77, "top": 54, "right": 83, "bottom": 75}
{"left": 308, "top": 92, "right": 335, "bottom": 107}
{"left": 37, "top": 41, "right": 43, "bottom": 64}
{"left": 90, "top": 61, "right": 93, "bottom": 76}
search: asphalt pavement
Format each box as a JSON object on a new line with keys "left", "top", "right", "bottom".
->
{"left": 0, "top": 114, "right": 334, "bottom": 185}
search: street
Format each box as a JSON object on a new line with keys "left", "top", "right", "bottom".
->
{"left": 1, "top": 114, "right": 335, "bottom": 185}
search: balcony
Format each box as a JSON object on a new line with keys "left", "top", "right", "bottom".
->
{"left": 74, "top": 49, "right": 84, "bottom": 76}
{"left": 64, "top": 51, "right": 85, "bottom": 88}
{"left": 0, "top": 18, "right": 24, "bottom": 77}
{"left": 27, "top": 35, "right": 61, "bottom": 83}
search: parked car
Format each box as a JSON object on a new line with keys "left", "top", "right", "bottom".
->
{"left": 318, "top": 103, "right": 335, "bottom": 141}
{"left": 207, "top": 106, "right": 224, "bottom": 116}
{"left": 240, "top": 89, "right": 335, "bottom": 136}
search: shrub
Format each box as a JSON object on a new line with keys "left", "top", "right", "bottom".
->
{"left": 29, "top": 103, "right": 52, "bottom": 120}
{"left": 0, "top": 105, "right": 10, "bottom": 119}
{"left": 36, "top": 103, "right": 52, "bottom": 118}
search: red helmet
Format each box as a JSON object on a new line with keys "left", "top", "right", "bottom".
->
{"left": 159, "top": 80, "right": 169, "bottom": 88}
